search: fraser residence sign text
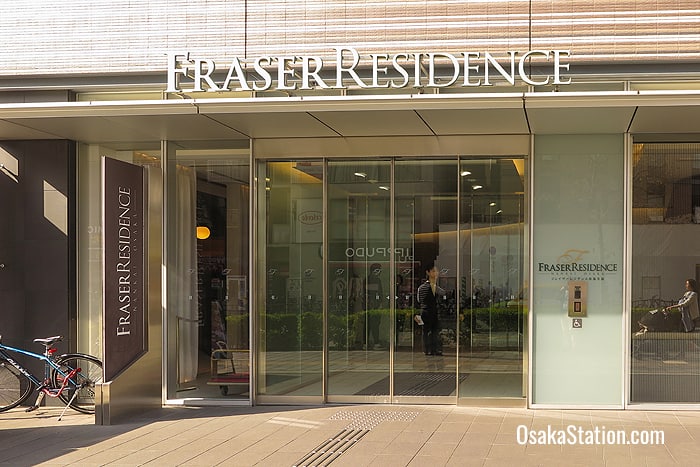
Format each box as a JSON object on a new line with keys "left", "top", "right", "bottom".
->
{"left": 167, "top": 47, "right": 571, "bottom": 93}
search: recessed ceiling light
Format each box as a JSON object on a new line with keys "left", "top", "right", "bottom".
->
{"left": 489, "top": 202, "right": 496, "bottom": 206}
{"left": 460, "top": 170, "right": 472, "bottom": 176}
{"left": 354, "top": 172, "right": 367, "bottom": 178}
{"left": 379, "top": 186, "right": 390, "bottom": 191}
{"left": 472, "top": 185, "right": 483, "bottom": 190}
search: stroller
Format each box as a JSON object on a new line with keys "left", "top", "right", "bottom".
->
{"left": 636, "top": 308, "right": 681, "bottom": 335}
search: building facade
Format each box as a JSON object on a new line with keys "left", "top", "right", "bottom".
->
{"left": 2, "top": 1, "right": 700, "bottom": 419}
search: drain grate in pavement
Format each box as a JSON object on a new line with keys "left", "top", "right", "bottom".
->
{"left": 292, "top": 429, "right": 368, "bottom": 467}
{"left": 329, "top": 409, "right": 419, "bottom": 430}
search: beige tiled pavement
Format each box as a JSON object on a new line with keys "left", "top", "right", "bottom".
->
{"left": 1, "top": 404, "right": 698, "bottom": 466}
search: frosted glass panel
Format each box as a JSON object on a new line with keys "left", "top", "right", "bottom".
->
{"left": 532, "top": 135, "right": 624, "bottom": 406}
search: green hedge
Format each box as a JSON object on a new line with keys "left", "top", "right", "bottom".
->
{"left": 461, "top": 307, "right": 523, "bottom": 332}
{"left": 252, "top": 306, "right": 526, "bottom": 351}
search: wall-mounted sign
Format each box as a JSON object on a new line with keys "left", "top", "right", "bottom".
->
{"left": 102, "top": 157, "right": 147, "bottom": 381}
{"left": 296, "top": 199, "right": 322, "bottom": 243}
{"left": 167, "top": 47, "right": 571, "bottom": 93}
{"left": 537, "top": 248, "right": 618, "bottom": 282}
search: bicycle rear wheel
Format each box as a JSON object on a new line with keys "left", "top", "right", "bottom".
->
{"left": 0, "top": 358, "right": 35, "bottom": 412}
{"left": 51, "top": 353, "right": 103, "bottom": 414}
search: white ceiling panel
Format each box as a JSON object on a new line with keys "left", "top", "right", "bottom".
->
{"left": 0, "top": 119, "right": 61, "bottom": 139}
{"left": 418, "top": 108, "right": 529, "bottom": 135}
{"left": 2, "top": 114, "right": 247, "bottom": 143}
{"left": 2, "top": 116, "right": 155, "bottom": 143}
{"left": 311, "top": 110, "right": 434, "bottom": 137}
{"left": 109, "top": 114, "right": 248, "bottom": 140}
{"left": 526, "top": 107, "right": 636, "bottom": 134}
{"left": 207, "top": 112, "right": 339, "bottom": 138}
{"left": 2, "top": 92, "right": 700, "bottom": 143}
{"left": 630, "top": 106, "right": 700, "bottom": 134}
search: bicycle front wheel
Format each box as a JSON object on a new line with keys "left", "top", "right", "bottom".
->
{"left": 51, "top": 353, "right": 103, "bottom": 414}
{"left": 0, "top": 358, "right": 35, "bottom": 412}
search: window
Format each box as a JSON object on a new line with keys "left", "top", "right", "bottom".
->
{"left": 631, "top": 143, "right": 700, "bottom": 403}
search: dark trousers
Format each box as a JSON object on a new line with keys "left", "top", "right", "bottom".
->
{"left": 421, "top": 311, "right": 440, "bottom": 354}
{"left": 680, "top": 308, "right": 695, "bottom": 332}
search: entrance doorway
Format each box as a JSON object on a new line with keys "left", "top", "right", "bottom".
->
{"left": 166, "top": 144, "right": 251, "bottom": 401}
{"left": 257, "top": 157, "right": 526, "bottom": 403}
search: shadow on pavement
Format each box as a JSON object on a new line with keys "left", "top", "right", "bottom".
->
{"left": 0, "top": 404, "right": 332, "bottom": 466}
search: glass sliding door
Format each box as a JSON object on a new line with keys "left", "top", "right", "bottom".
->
{"left": 254, "top": 156, "right": 526, "bottom": 404}
{"left": 256, "top": 161, "right": 323, "bottom": 399}
{"left": 458, "top": 158, "right": 525, "bottom": 399}
{"left": 393, "top": 159, "right": 459, "bottom": 402}
{"left": 327, "top": 160, "right": 391, "bottom": 401}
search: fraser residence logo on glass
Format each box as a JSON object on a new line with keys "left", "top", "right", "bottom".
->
{"left": 538, "top": 249, "right": 618, "bottom": 282}
{"left": 167, "top": 47, "right": 571, "bottom": 93}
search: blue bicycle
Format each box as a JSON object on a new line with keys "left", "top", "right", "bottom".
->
{"left": 0, "top": 334, "right": 102, "bottom": 417}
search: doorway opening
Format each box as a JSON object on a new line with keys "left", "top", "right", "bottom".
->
{"left": 257, "top": 157, "right": 526, "bottom": 403}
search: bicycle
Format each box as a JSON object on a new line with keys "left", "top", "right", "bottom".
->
{"left": 0, "top": 334, "right": 103, "bottom": 420}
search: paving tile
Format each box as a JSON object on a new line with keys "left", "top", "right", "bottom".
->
{"left": 77, "top": 450, "right": 145, "bottom": 466}
{"left": 496, "top": 431, "right": 527, "bottom": 446}
{"left": 486, "top": 443, "right": 527, "bottom": 458}
{"left": 500, "top": 416, "right": 533, "bottom": 427}
{"left": 417, "top": 441, "right": 457, "bottom": 457}
{"left": 444, "top": 413, "right": 478, "bottom": 424}
{"left": 483, "top": 458, "right": 535, "bottom": 467}
{"left": 329, "top": 453, "right": 376, "bottom": 467}
{"left": 429, "top": 430, "right": 465, "bottom": 444}
{"left": 109, "top": 449, "right": 173, "bottom": 465}
{"left": 278, "top": 429, "right": 348, "bottom": 452}
{"left": 170, "top": 439, "right": 245, "bottom": 466}
{"left": 361, "top": 429, "right": 402, "bottom": 444}
{"left": 453, "top": 439, "right": 493, "bottom": 458}
{"left": 446, "top": 456, "right": 486, "bottom": 467}
{"left": 34, "top": 446, "right": 109, "bottom": 465}
{"left": 384, "top": 440, "right": 423, "bottom": 457}
{"left": 645, "top": 412, "right": 680, "bottom": 427}
{"left": 676, "top": 412, "right": 700, "bottom": 426}
{"left": 4, "top": 405, "right": 700, "bottom": 466}
{"left": 221, "top": 448, "right": 272, "bottom": 466}
{"left": 560, "top": 445, "right": 604, "bottom": 458}
{"left": 373, "top": 453, "right": 421, "bottom": 467}
{"left": 251, "top": 450, "right": 308, "bottom": 466}
{"left": 458, "top": 431, "right": 498, "bottom": 445}
{"left": 408, "top": 455, "right": 451, "bottom": 466}
{"left": 467, "top": 422, "right": 501, "bottom": 434}
{"left": 141, "top": 437, "right": 227, "bottom": 465}
{"left": 435, "top": 421, "right": 472, "bottom": 433}
{"left": 522, "top": 443, "right": 564, "bottom": 458}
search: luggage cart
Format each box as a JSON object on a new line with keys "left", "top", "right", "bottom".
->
{"left": 208, "top": 346, "right": 250, "bottom": 396}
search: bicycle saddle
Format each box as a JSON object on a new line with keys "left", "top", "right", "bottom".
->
{"left": 33, "top": 335, "right": 63, "bottom": 346}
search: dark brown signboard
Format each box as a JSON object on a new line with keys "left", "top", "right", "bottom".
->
{"left": 102, "top": 157, "right": 147, "bottom": 381}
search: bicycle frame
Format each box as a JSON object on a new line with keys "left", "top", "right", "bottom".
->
{"left": 0, "top": 342, "right": 78, "bottom": 397}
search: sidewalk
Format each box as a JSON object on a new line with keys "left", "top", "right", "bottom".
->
{"left": 1, "top": 404, "right": 698, "bottom": 466}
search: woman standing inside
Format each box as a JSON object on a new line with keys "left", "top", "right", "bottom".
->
{"left": 664, "top": 278, "right": 700, "bottom": 332}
